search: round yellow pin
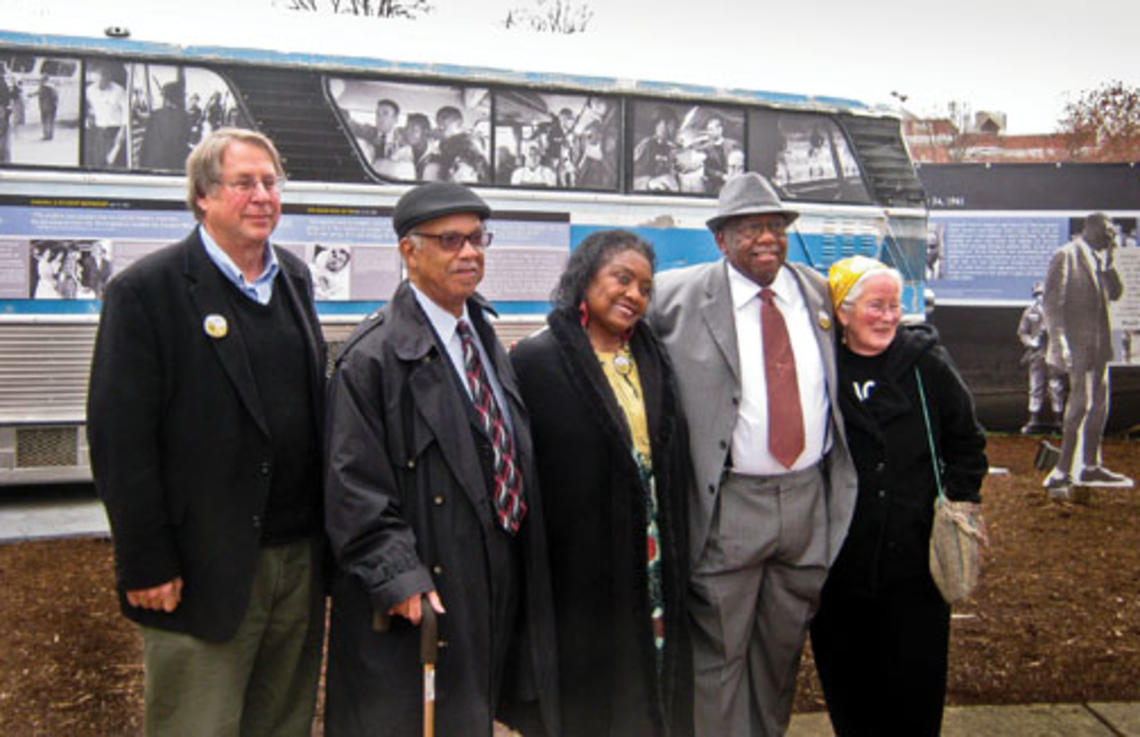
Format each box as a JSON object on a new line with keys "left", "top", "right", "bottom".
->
{"left": 203, "top": 314, "right": 228, "bottom": 339}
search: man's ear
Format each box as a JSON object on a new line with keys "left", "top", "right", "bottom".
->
{"left": 713, "top": 230, "right": 728, "bottom": 256}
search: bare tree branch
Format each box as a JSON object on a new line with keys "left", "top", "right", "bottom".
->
{"left": 1059, "top": 81, "right": 1140, "bottom": 162}
{"left": 503, "top": 0, "right": 594, "bottom": 34}
{"left": 279, "top": 0, "right": 434, "bottom": 19}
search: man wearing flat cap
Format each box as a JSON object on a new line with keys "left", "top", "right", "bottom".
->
{"left": 323, "top": 181, "right": 559, "bottom": 736}
{"left": 649, "top": 173, "right": 857, "bottom": 736}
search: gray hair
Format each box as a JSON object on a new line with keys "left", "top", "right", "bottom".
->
{"left": 838, "top": 265, "right": 903, "bottom": 315}
{"left": 185, "top": 128, "right": 284, "bottom": 221}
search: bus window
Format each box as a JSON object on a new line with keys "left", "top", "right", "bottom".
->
{"left": 0, "top": 52, "right": 82, "bottom": 167}
{"left": 326, "top": 76, "right": 490, "bottom": 184}
{"left": 629, "top": 99, "right": 744, "bottom": 196}
{"left": 126, "top": 62, "right": 251, "bottom": 172}
{"left": 493, "top": 90, "right": 619, "bottom": 191}
{"left": 747, "top": 110, "right": 871, "bottom": 204}
{"left": 40, "top": 59, "right": 78, "bottom": 78}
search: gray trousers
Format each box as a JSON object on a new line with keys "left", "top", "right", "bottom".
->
{"left": 1026, "top": 354, "right": 1065, "bottom": 414}
{"left": 140, "top": 537, "right": 325, "bottom": 737}
{"left": 689, "top": 464, "right": 829, "bottom": 737}
{"left": 1057, "top": 362, "right": 1110, "bottom": 475}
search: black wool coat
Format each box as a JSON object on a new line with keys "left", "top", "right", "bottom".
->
{"left": 825, "top": 323, "right": 988, "bottom": 597}
{"left": 323, "top": 282, "right": 560, "bottom": 737}
{"left": 511, "top": 307, "right": 694, "bottom": 737}
{"left": 87, "top": 229, "right": 327, "bottom": 641}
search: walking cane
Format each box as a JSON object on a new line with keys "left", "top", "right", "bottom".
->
{"left": 419, "top": 597, "right": 439, "bottom": 737}
{"left": 370, "top": 596, "right": 440, "bottom": 737}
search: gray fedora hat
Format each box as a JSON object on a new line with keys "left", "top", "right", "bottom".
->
{"left": 393, "top": 181, "right": 491, "bottom": 238}
{"left": 706, "top": 172, "right": 798, "bottom": 232}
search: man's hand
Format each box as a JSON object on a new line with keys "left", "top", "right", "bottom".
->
{"left": 388, "top": 590, "right": 445, "bottom": 626}
{"left": 1060, "top": 338, "right": 1073, "bottom": 372}
{"left": 126, "top": 577, "right": 183, "bottom": 613}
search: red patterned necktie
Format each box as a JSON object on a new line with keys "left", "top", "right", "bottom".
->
{"left": 456, "top": 320, "right": 526, "bottom": 534}
{"left": 761, "top": 288, "right": 805, "bottom": 469}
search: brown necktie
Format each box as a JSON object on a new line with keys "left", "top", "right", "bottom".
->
{"left": 761, "top": 288, "right": 805, "bottom": 469}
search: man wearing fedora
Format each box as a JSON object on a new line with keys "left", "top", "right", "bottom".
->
{"left": 322, "top": 181, "right": 559, "bottom": 736}
{"left": 649, "top": 173, "right": 857, "bottom": 736}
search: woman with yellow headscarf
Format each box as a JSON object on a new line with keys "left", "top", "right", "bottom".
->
{"left": 810, "top": 256, "right": 987, "bottom": 736}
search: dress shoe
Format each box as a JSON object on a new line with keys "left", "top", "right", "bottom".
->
{"left": 1077, "top": 467, "right": 1134, "bottom": 488}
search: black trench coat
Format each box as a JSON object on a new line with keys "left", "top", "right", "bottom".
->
{"left": 511, "top": 307, "right": 693, "bottom": 737}
{"left": 323, "top": 282, "right": 559, "bottom": 736}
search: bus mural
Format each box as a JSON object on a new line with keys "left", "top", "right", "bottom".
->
{"left": 0, "top": 27, "right": 927, "bottom": 484}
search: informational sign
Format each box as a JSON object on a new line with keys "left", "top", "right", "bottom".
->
{"left": 0, "top": 196, "right": 570, "bottom": 316}
{"left": 926, "top": 215, "right": 1070, "bottom": 302}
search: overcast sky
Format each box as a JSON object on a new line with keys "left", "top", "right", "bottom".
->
{"left": 3, "top": 0, "right": 1135, "bottom": 134}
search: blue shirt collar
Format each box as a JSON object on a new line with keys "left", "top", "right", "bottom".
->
{"left": 198, "top": 224, "right": 280, "bottom": 305}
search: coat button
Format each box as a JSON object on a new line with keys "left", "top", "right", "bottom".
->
{"left": 432, "top": 565, "right": 443, "bottom": 575}
{"left": 433, "top": 495, "right": 444, "bottom": 506}
{"left": 438, "top": 639, "right": 448, "bottom": 648}
{"left": 875, "top": 461, "right": 885, "bottom": 473}
{"left": 718, "top": 439, "right": 727, "bottom": 450}
{"left": 406, "top": 457, "right": 416, "bottom": 470}
{"left": 259, "top": 461, "right": 271, "bottom": 476}
{"left": 731, "top": 396, "right": 740, "bottom": 406}
{"left": 878, "top": 489, "right": 887, "bottom": 499}
{"left": 252, "top": 514, "right": 261, "bottom": 529}
{"left": 708, "top": 483, "right": 716, "bottom": 495}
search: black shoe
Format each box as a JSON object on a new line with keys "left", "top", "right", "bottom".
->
{"left": 1077, "top": 467, "right": 1134, "bottom": 487}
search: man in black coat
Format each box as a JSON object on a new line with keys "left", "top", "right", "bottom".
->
{"left": 323, "top": 182, "right": 559, "bottom": 736}
{"left": 87, "top": 128, "right": 327, "bottom": 735}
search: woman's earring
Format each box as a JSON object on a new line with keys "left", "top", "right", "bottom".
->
{"left": 578, "top": 300, "right": 589, "bottom": 328}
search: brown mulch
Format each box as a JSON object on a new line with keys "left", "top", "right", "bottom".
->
{"left": 2, "top": 434, "right": 1139, "bottom": 734}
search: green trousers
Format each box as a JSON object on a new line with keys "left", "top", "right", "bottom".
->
{"left": 140, "top": 537, "right": 324, "bottom": 737}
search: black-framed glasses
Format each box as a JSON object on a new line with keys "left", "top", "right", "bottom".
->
{"left": 411, "top": 230, "right": 494, "bottom": 252}
{"left": 219, "top": 176, "right": 286, "bottom": 196}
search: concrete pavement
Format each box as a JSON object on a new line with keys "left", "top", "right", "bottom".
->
{"left": 0, "top": 484, "right": 108, "bottom": 542}
{"left": 790, "top": 701, "right": 1140, "bottom": 735}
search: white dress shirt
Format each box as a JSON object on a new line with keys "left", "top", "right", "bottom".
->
{"left": 409, "top": 283, "right": 514, "bottom": 433}
{"left": 726, "top": 262, "right": 830, "bottom": 475}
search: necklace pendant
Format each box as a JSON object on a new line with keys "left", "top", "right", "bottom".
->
{"left": 613, "top": 352, "right": 632, "bottom": 375}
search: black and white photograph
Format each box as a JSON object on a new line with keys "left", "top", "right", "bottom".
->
{"left": 327, "top": 76, "right": 490, "bottom": 184}
{"left": 0, "top": 53, "right": 81, "bottom": 166}
{"left": 128, "top": 63, "right": 249, "bottom": 172}
{"left": 307, "top": 244, "right": 352, "bottom": 301}
{"left": 926, "top": 222, "right": 945, "bottom": 280}
{"left": 493, "top": 91, "right": 619, "bottom": 190}
{"left": 630, "top": 99, "right": 743, "bottom": 195}
{"left": 28, "top": 239, "right": 112, "bottom": 300}
{"left": 747, "top": 110, "right": 869, "bottom": 202}
{"left": 83, "top": 60, "right": 130, "bottom": 169}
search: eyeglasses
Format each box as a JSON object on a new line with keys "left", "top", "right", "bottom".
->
{"left": 411, "top": 230, "right": 494, "bottom": 252}
{"left": 861, "top": 300, "right": 902, "bottom": 317}
{"left": 726, "top": 219, "right": 788, "bottom": 239}
{"left": 219, "top": 176, "right": 286, "bottom": 196}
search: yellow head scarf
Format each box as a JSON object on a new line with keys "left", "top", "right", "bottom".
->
{"left": 828, "top": 255, "right": 888, "bottom": 313}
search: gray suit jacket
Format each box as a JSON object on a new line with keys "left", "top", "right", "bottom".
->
{"left": 648, "top": 259, "right": 857, "bottom": 566}
{"left": 1043, "top": 236, "right": 1123, "bottom": 372}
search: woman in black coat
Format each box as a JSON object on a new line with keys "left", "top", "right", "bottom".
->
{"left": 810, "top": 256, "right": 988, "bottom": 737}
{"left": 511, "top": 229, "right": 693, "bottom": 737}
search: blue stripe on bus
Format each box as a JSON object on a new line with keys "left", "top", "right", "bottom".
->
{"left": 569, "top": 224, "right": 882, "bottom": 274}
{"left": 0, "top": 300, "right": 102, "bottom": 315}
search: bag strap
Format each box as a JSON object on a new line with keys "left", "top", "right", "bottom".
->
{"left": 914, "top": 365, "right": 946, "bottom": 503}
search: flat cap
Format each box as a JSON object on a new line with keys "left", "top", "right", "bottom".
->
{"left": 706, "top": 172, "right": 798, "bottom": 232}
{"left": 393, "top": 181, "right": 490, "bottom": 238}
